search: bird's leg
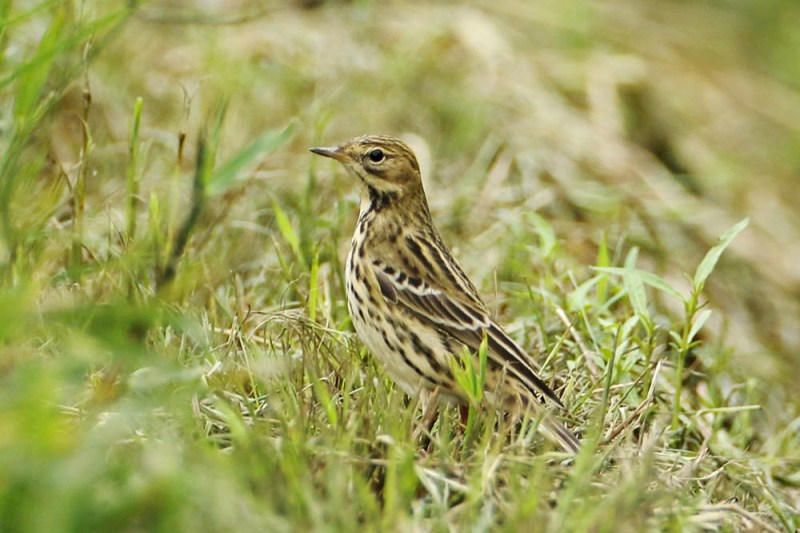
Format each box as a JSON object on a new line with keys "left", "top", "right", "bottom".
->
{"left": 413, "top": 387, "right": 441, "bottom": 451}
{"left": 459, "top": 404, "right": 469, "bottom": 428}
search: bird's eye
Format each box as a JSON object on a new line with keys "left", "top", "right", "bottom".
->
{"left": 367, "top": 149, "right": 385, "bottom": 163}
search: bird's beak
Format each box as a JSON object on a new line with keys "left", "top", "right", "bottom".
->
{"left": 309, "top": 145, "right": 348, "bottom": 162}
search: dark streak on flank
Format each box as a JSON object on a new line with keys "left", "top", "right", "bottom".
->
{"left": 405, "top": 236, "right": 435, "bottom": 274}
{"left": 422, "top": 237, "right": 457, "bottom": 286}
{"left": 409, "top": 329, "right": 447, "bottom": 382}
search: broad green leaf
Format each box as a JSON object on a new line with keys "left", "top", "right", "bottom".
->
{"left": 456, "top": 347, "right": 476, "bottom": 397}
{"left": 668, "top": 330, "right": 682, "bottom": 349}
{"left": 450, "top": 340, "right": 487, "bottom": 403}
{"left": 527, "top": 212, "right": 557, "bottom": 258}
{"left": 567, "top": 274, "right": 601, "bottom": 311}
{"left": 273, "top": 202, "right": 304, "bottom": 268}
{"left": 148, "top": 192, "right": 162, "bottom": 248}
{"left": 13, "top": 8, "right": 65, "bottom": 121}
{"left": 200, "top": 100, "right": 229, "bottom": 184}
{"left": 312, "top": 377, "right": 338, "bottom": 429}
{"left": 625, "top": 272, "right": 649, "bottom": 323}
{"left": 688, "top": 308, "right": 712, "bottom": 344}
{"left": 620, "top": 315, "right": 639, "bottom": 346}
{"left": 635, "top": 270, "right": 685, "bottom": 302}
{"left": 207, "top": 122, "right": 296, "bottom": 197}
{"left": 596, "top": 232, "right": 609, "bottom": 302}
{"left": 7, "top": 7, "right": 128, "bottom": 112}
{"left": 592, "top": 267, "right": 683, "bottom": 302}
{"left": 215, "top": 401, "right": 251, "bottom": 447}
{"left": 693, "top": 217, "right": 749, "bottom": 291}
{"left": 624, "top": 249, "right": 649, "bottom": 322}
{"left": 126, "top": 97, "right": 143, "bottom": 239}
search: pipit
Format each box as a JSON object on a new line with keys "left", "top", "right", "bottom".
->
{"left": 311, "top": 135, "right": 579, "bottom": 453}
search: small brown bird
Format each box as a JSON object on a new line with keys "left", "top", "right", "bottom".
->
{"left": 311, "top": 135, "right": 579, "bottom": 453}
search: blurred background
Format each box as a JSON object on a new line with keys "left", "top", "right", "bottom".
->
{"left": 62, "top": 0, "right": 800, "bottom": 384}
{"left": 2, "top": 0, "right": 799, "bottom": 529}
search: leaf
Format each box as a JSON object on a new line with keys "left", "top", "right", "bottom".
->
{"left": 593, "top": 248, "right": 690, "bottom": 324}
{"left": 7, "top": 7, "right": 128, "bottom": 114}
{"left": 693, "top": 217, "right": 749, "bottom": 292}
{"left": 526, "top": 212, "right": 557, "bottom": 258}
{"left": 311, "top": 377, "right": 338, "bottom": 429}
{"left": 596, "top": 232, "right": 609, "bottom": 302}
{"left": 620, "top": 314, "right": 639, "bottom": 344}
{"left": 592, "top": 267, "right": 684, "bottom": 302}
{"left": 126, "top": 97, "right": 144, "bottom": 239}
{"left": 620, "top": 248, "right": 649, "bottom": 322}
{"left": 687, "top": 308, "right": 712, "bottom": 344}
{"left": 207, "top": 122, "right": 296, "bottom": 197}
{"left": 567, "top": 275, "right": 601, "bottom": 311}
{"left": 625, "top": 270, "right": 649, "bottom": 323}
{"left": 668, "top": 330, "right": 682, "bottom": 350}
{"left": 199, "top": 101, "right": 229, "bottom": 188}
{"left": 216, "top": 401, "right": 251, "bottom": 447}
{"left": 635, "top": 270, "right": 685, "bottom": 302}
{"left": 308, "top": 249, "right": 319, "bottom": 322}
{"left": 273, "top": 202, "right": 304, "bottom": 269}
{"left": 451, "top": 347, "right": 475, "bottom": 399}
{"left": 13, "top": 7, "right": 65, "bottom": 122}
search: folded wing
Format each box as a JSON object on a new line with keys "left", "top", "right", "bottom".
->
{"left": 371, "top": 258, "right": 564, "bottom": 409}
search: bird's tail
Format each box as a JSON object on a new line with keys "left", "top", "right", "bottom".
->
{"left": 540, "top": 416, "right": 581, "bottom": 454}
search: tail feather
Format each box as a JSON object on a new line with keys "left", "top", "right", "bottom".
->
{"left": 540, "top": 416, "right": 581, "bottom": 454}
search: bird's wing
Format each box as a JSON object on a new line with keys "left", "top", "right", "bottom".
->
{"left": 370, "top": 257, "right": 564, "bottom": 408}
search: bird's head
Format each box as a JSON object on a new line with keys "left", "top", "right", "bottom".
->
{"left": 310, "top": 135, "right": 423, "bottom": 200}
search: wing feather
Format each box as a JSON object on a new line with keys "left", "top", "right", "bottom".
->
{"left": 372, "top": 260, "right": 564, "bottom": 408}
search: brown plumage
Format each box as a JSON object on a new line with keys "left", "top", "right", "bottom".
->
{"left": 311, "top": 135, "right": 579, "bottom": 453}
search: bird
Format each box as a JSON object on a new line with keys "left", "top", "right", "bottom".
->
{"left": 310, "top": 135, "right": 579, "bottom": 453}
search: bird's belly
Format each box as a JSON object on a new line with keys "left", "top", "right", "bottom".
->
{"left": 351, "top": 312, "right": 426, "bottom": 396}
{"left": 346, "top": 256, "right": 428, "bottom": 396}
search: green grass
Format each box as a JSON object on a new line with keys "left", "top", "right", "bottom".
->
{"left": 1, "top": 1, "right": 799, "bottom": 531}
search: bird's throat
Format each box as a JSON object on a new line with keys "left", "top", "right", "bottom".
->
{"left": 366, "top": 186, "right": 398, "bottom": 213}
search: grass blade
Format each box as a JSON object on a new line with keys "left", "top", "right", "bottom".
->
{"left": 273, "top": 202, "right": 305, "bottom": 269}
{"left": 693, "top": 218, "right": 749, "bottom": 291}
{"left": 126, "top": 97, "right": 143, "bottom": 241}
{"left": 207, "top": 122, "right": 296, "bottom": 197}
